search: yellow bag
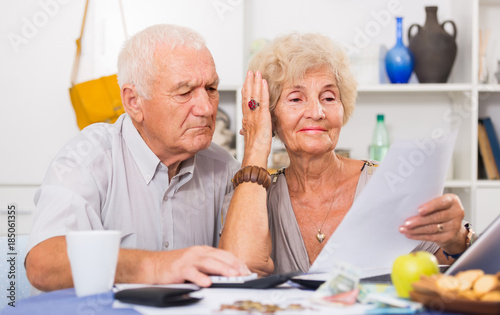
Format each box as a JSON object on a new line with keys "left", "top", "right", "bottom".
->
{"left": 69, "top": 0, "right": 124, "bottom": 130}
{"left": 69, "top": 75, "right": 123, "bottom": 130}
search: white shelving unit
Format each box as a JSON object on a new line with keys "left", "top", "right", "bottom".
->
{"left": 358, "top": 84, "right": 473, "bottom": 93}
{"left": 474, "top": 0, "right": 500, "bottom": 232}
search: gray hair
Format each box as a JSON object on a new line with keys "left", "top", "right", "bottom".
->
{"left": 117, "top": 24, "right": 206, "bottom": 99}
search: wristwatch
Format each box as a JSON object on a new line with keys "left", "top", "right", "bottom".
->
{"left": 442, "top": 222, "right": 477, "bottom": 260}
{"left": 464, "top": 222, "right": 477, "bottom": 248}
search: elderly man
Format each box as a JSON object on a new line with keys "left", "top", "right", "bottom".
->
{"left": 25, "top": 24, "right": 248, "bottom": 292}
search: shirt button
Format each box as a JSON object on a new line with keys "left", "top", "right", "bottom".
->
{"left": 164, "top": 242, "right": 169, "bottom": 249}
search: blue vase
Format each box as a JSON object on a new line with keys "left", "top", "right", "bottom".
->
{"left": 385, "top": 17, "right": 414, "bottom": 84}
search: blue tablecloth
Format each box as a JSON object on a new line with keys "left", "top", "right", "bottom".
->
{"left": 1, "top": 288, "right": 139, "bottom": 315}
{"left": 1, "top": 287, "right": 467, "bottom": 315}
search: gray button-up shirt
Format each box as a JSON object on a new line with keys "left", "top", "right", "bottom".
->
{"left": 28, "top": 114, "right": 240, "bottom": 253}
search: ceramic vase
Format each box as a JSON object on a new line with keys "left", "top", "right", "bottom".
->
{"left": 385, "top": 17, "right": 414, "bottom": 84}
{"left": 408, "top": 6, "right": 457, "bottom": 83}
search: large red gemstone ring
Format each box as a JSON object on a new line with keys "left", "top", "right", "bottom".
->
{"left": 248, "top": 99, "right": 259, "bottom": 110}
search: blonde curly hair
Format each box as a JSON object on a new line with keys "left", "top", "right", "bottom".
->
{"left": 248, "top": 33, "right": 357, "bottom": 128}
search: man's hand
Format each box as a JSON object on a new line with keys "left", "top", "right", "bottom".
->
{"left": 26, "top": 237, "right": 250, "bottom": 292}
{"left": 149, "top": 246, "right": 251, "bottom": 287}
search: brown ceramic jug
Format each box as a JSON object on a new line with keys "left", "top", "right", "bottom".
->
{"left": 408, "top": 6, "right": 457, "bottom": 83}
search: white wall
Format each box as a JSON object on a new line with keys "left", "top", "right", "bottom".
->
{"left": 1, "top": 0, "right": 84, "bottom": 235}
{"left": 2, "top": 1, "right": 83, "bottom": 186}
{"left": 0, "top": 0, "right": 244, "bottom": 235}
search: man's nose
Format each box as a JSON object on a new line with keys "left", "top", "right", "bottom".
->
{"left": 192, "top": 88, "right": 216, "bottom": 116}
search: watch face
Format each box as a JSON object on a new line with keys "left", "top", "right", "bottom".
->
{"left": 465, "top": 224, "right": 477, "bottom": 247}
{"left": 470, "top": 231, "right": 478, "bottom": 242}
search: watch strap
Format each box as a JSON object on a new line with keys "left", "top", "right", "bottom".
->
{"left": 442, "top": 222, "right": 476, "bottom": 260}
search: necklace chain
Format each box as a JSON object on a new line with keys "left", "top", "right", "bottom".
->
{"left": 291, "top": 161, "right": 343, "bottom": 243}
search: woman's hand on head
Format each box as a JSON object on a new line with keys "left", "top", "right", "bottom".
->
{"left": 399, "top": 194, "right": 468, "bottom": 255}
{"left": 240, "top": 70, "right": 273, "bottom": 167}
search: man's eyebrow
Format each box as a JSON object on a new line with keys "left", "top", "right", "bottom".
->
{"left": 207, "top": 78, "right": 219, "bottom": 87}
{"left": 173, "top": 81, "right": 193, "bottom": 91}
{"left": 173, "top": 78, "right": 220, "bottom": 91}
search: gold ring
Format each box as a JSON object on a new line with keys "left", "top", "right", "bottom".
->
{"left": 437, "top": 223, "right": 444, "bottom": 233}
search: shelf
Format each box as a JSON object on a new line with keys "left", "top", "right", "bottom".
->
{"left": 478, "top": 85, "right": 500, "bottom": 92}
{"left": 479, "top": 0, "right": 500, "bottom": 6}
{"left": 477, "top": 180, "right": 500, "bottom": 188}
{"left": 445, "top": 180, "right": 474, "bottom": 188}
{"left": 358, "top": 84, "right": 472, "bottom": 93}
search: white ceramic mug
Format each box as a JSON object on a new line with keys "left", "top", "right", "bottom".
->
{"left": 66, "top": 230, "right": 121, "bottom": 297}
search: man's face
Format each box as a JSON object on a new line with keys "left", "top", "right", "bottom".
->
{"left": 139, "top": 45, "right": 219, "bottom": 162}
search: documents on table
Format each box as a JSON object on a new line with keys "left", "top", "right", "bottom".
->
{"left": 113, "top": 283, "right": 376, "bottom": 315}
{"left": 310, "top": 130, "right": 458, "bottom": 277}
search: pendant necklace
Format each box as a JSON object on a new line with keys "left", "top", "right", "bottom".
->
{"left": 296, "top": 193, "right": 336, "bottom": 243}
{"left": 292, "top": 161, "right": 342, "bottom": 243}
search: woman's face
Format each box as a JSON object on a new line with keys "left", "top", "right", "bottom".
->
{"left": 274, "top": 68, "right": 344, "bottom": 157}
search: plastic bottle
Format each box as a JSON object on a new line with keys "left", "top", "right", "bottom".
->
{"left": 369, "top": 114, "right": 390, "bottom": 162}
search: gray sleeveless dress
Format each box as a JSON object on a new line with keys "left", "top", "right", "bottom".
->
{"left": 266, "top": 161, "right": 439, "bottom": 274}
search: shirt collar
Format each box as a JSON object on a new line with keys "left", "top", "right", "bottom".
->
{"left": 122, "top": 115, "right": 196, "bottom": 185}
{"left": 122, "top": 115, "right": 161, "bottom": 185}
{"left": 175, "top": 155, "right": 195, "bottom": 187}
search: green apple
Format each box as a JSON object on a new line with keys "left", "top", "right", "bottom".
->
{"left": 391, "top": 251, "right": 440, "bottom": 298}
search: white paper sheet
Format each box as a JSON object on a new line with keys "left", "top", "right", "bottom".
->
{"left": 113, "top": 283, "right": 375, "bottom": 315}
{"left": 310, "top": 130, "right": 458, "bottom": 275}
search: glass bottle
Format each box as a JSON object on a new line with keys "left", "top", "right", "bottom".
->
{"left": 369, "top": 114, "right": 390, "bottom": 162}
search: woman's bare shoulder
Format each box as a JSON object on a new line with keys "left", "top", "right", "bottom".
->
{"left": 341, "top": 158, "right": 367, "bottom": 174}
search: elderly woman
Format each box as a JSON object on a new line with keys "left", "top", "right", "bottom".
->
{"left": 219, "top": 33, "right": 472, "bottom": 275}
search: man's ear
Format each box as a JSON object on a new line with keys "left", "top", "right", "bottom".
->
{"left": 121, "top": 84, "right": 144, "bottom": 123}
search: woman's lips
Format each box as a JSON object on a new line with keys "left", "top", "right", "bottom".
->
{"left": 298, "top": 127, "right": 326, "bottom": 133}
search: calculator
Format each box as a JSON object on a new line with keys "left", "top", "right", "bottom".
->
{"left": 209, "top": 273, "right": 296, "bottom": 289}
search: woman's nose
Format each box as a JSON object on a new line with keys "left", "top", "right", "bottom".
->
{"left": 305, "top": 99, "right": 326, "bottom": 120}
